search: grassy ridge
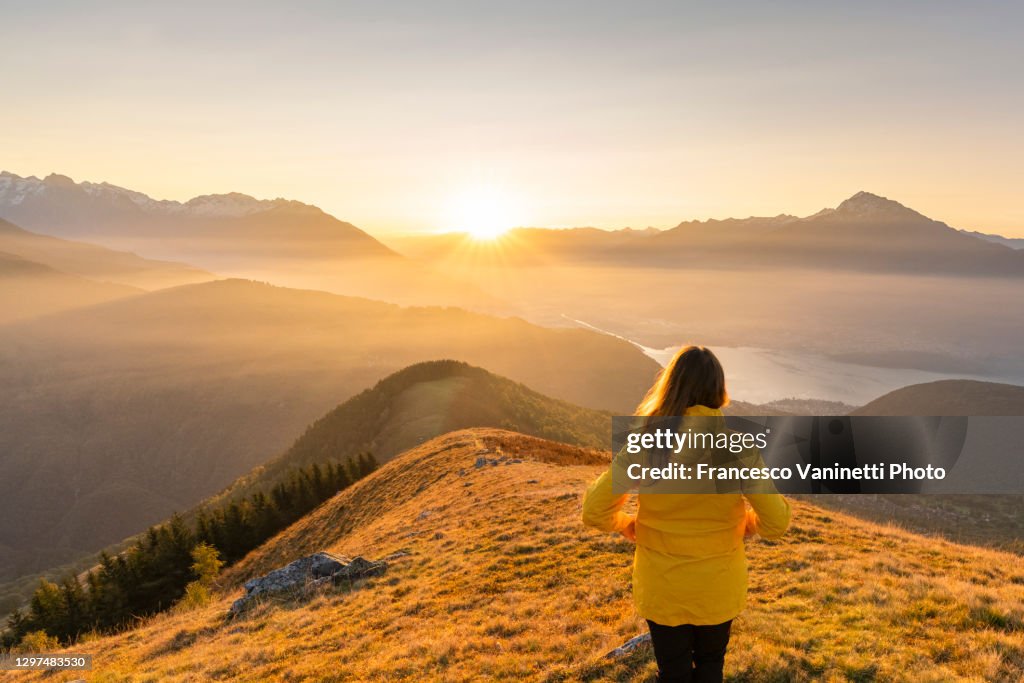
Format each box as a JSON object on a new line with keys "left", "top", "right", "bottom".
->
{"left": 12, "top": 430, "right": 1021, "bottom": 682}
{"left": 217, "top": 360, "right": 611, "bottom": 503}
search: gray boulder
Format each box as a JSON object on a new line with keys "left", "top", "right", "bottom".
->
{"left": 230, "top": 551, "right": 386, "bottom": 616}
{"left": 309, "top": 553, "right": 347, "bottom": 578}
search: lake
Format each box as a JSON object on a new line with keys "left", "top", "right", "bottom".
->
{"left": 641, "top": 344, "right": 1012, "bottom": 405}
{"left": 564, "top": 316, "right": 1015, "bottom": 405}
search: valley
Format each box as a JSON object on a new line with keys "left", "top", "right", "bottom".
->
{"left": 0, "top": 280, "right": 657, "bottom": 589}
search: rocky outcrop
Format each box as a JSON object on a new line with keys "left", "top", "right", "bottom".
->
{"left": 229, "top": 552, "right": 387, "bottom": 616}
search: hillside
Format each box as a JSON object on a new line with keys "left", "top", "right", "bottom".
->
{"left": 214, "top": 360, "right": 611, "bottom": 504}
{"left": 0, "top": 280, "right": 658, "bottom": 588}
{"left": 15, "top": 429, "right": 1023, "bottom": 681}
{"left": 853, "top": 379, "right": 1024, "bottom": 415}
{"left": 0, "top": 250, "right": 142, "bottom": 323}
{"left": 0, "top": 217, "right": 213, "bottom": 290}
{"left": 811, "top": 379, "right": 1024, "bottom": 554}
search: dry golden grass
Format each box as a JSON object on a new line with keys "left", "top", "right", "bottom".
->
{"left": 11, "top": 429, "right": 1023, "bottom": 682}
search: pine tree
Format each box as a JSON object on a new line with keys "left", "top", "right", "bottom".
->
{"left": 327, "top": 461, "right": 351, "bottom": 492}
{"left": 3, "top": 451, "right": 385, "bottom": 647}
{"left": 345, "top": 456, "right": 361, "bottom": 484}
{"left": 58, "top": 577, "right": 88, "bottom": 641}
{"left": 310, "top": 462, "right": 327, "bottom": 499}
{"left": 220, "top": 502, "right": 247, "bottom": 563}
{"left": 358, "top": 452, "right": 378, "bottom": 477}
{"left": 27, "top": 580, "right": 63, "bottom": 639}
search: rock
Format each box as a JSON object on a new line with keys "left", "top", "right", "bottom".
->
{"left": 474, "top": 456, "right": 500, "bottom": 468}
{"left": 230, "top": 552, "right": 387, "bottom": 616}
{"left": 310, "top": 553, "right": 349, "bottom": 578}
{"left": 604, "top": 633, "right": 652, "bottom": 658}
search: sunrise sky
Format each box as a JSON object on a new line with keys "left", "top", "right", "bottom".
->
{"left": 3, "top": 1, "right": 1023, "bottom": 236}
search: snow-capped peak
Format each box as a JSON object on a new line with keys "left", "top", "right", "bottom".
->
{"left": 180, "top": 192, "right": 291, "bottom": 217}
{"left": 0, "top": 171, "right": 50, "bottom": 206}
{"left": 0, "top": 171, "right": 303, "bottom": 218}
{"left": 833, "top": 191, "right": 922, "bottom": 219}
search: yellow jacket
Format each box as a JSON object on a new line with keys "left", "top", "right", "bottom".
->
{"left": 582, "top": 405, "right": 791, "bottom": 626}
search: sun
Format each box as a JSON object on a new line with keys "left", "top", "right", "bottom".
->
{"left": 445, "top": 185, "right": 524, "bottom": 240}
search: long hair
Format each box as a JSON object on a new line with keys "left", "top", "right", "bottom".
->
{"left": 636, "top": 345, "right": 729, "bottom": 417}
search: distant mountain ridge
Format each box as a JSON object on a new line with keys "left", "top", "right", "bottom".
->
{"left": 0, "top": 171, "right": 322, "bottom": 226}
{"left": 0, "top": 216, "right": 213, "bottom": 291}
{"left": 0, "top": 171, "right": 392, "bottom": 259}
{"left": 0, "top": 171, "right": 510, "bottom": 311}
{"left": 0, "top": 215, "right": 213, "bottom": 322}
{"left": 0, "top": 247, "right": 142, "bottom": 323}
{"left": 960, "top": 228, "right": 1024, "bottom": 250}
{"left": 393, "top": 191, "right": 1024, "bottom": 277}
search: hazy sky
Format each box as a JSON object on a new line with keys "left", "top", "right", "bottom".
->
{"left": 3, "top": 1, "right": 1023, "bottom": 235}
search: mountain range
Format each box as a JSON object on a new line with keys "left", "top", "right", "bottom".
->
{"left": 391, "top": 191, "right": 1024, "bottom": 277}
{"left": 0, "top": 171, "right": 504, "bottom": 311}
{"left": 0, "top": 172, "right": 389, "bottom": 253}
{"left": 385, "top": 192, "right": 1024, "bottom": 376}
{"left": 6, "top": 173, "right": 1021, "bottom": 282}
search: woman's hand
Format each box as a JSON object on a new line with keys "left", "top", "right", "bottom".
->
{"left": 619, "top": 517, "right": 637, "bottom": 542}
{"left": 744, "top": 509, "right": 758, "bottom": 539}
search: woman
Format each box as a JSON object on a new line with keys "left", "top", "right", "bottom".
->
{"left": 582, "top": 345, "right": 790, "bottom": 683}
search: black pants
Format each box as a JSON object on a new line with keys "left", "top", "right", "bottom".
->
{"left": 646, "top": 619, "right": 732, "bottom": 683}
